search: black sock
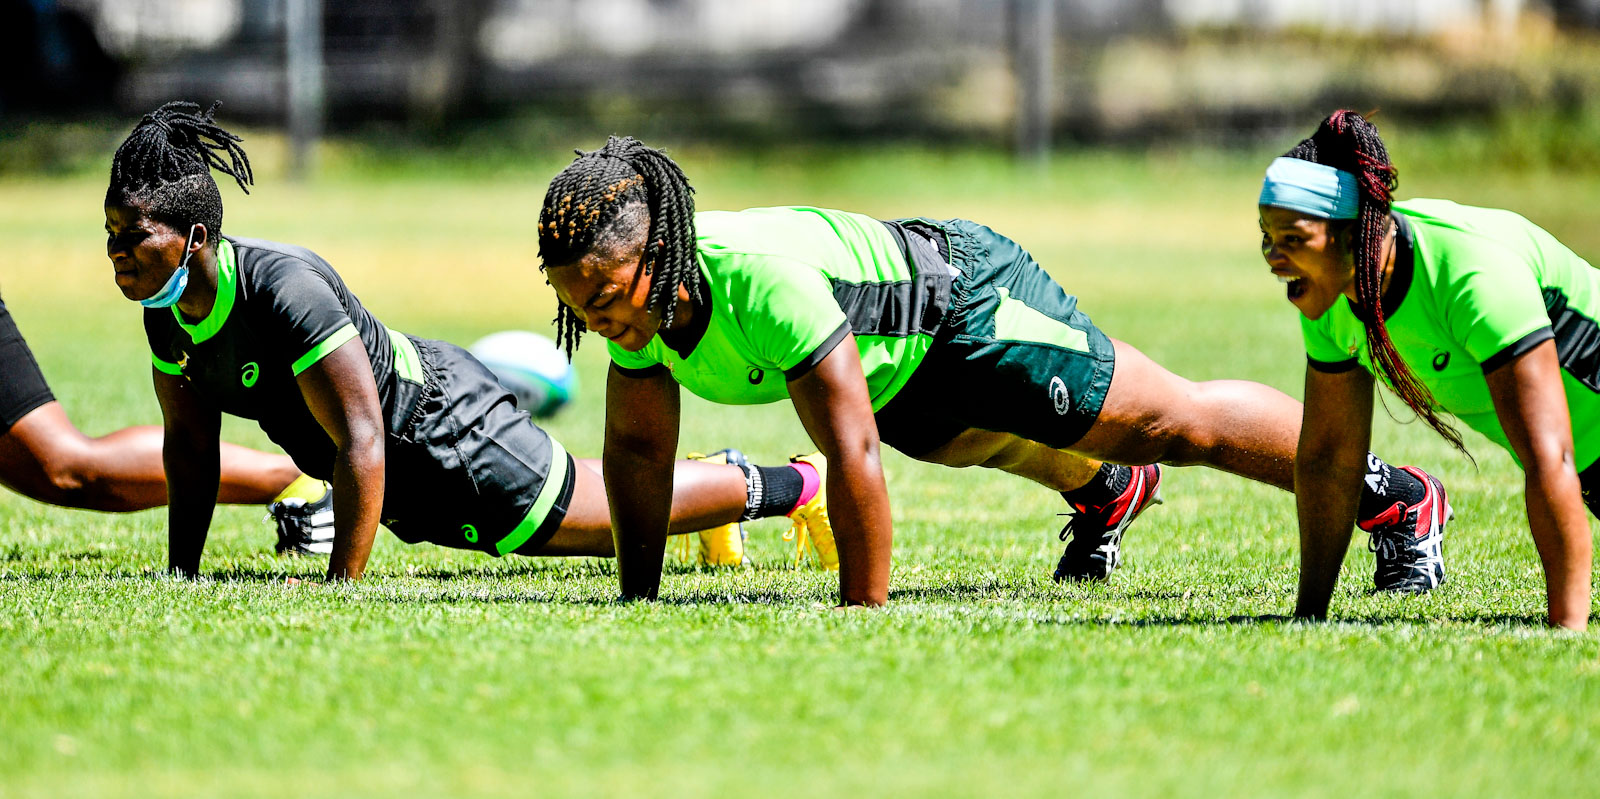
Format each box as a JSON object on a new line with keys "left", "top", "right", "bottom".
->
{"left": 1356, "top": 453, "right": 1425, "bottom": 522}
{"left": 737, "top": 464, "right": 804, "bottom": 521}
{"left": 1061, "top": 463, "right": 1132, "bottom": 509}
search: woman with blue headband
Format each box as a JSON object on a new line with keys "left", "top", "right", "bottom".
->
{"left": 1261, "top": 110, "right": 1595, "bottom": 630}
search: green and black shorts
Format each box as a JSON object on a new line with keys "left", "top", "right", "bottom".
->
{"left": 873, "top": 218, "right": 1116, "bottom": 457}
{"left": 381, "top": 338, "right": 576, "bottom": 557}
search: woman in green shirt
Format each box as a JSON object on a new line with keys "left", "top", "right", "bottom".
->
{"left": 538, "top": 136, "right": 1451, "bottom": 607}
{"left": 1260, "top": 110, "right": 1594, "bottom": 630}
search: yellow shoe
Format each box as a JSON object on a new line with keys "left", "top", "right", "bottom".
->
{"left": 784, "top": 452, "right": 837, "bottom": 571}
{"left": 686, "top": 449, "right": 749, "bottom": 567}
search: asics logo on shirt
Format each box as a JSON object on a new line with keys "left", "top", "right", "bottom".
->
{"left": 241, "top": 362, "right": 260, "bottom": 387}
{"left": 461, "top": 524, "right": 478, "bottom": 543}
{"left": 1432, "top": 352, "right": 1450, "bottom": 371}
{"left": 1049, "top": 376, "right": 1071, "bottom": 415}
{"left": 747, "top": 367, "right": 764, "bottom": 385}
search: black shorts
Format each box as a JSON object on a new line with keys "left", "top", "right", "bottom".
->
{"left": 381, "top": 338, "right": 576, "bottom": 556}
{"left": 0, "top": 296, "right": 56, "bottom": 435}
{"left": 873, "top": 219, "right": 1116, "bottom": 458}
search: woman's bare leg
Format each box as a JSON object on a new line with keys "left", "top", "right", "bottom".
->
{"left": 1069, "top": 339, "right": 1300, "bottom": 490}
{"left": 526, "top": 458, "right": 750, "bottom": 557}
{"left": 913, "top": 429, "right": 1104, "bottom": 491}
{"left": 0, "top": 402, "right": 299, "bottom": 512}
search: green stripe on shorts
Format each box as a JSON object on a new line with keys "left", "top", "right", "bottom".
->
{"left": 494, "top": 437, "right": 570, "bottom": 556}
{"left": 387, "top": 327, "right": 424, "bottom": 384}
{"left": 994, "top": 287, "right": 1090, "bottom": 352}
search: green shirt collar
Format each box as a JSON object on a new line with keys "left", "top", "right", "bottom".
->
{"left": 173, "top": 237, "right": 236, "bottom": 344}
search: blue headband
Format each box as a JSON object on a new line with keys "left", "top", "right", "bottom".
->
{"left": 1258, "top": 157, "right": 1360, "bottom": 219}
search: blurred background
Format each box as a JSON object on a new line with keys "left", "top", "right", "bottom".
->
{"left": 2, "top": 0, "right": 1597, "bottom": 462}
{"left": 6, "top": 0, "right": 1600, "bottom": 171}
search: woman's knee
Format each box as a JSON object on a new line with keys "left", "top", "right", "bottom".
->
{"left": 0, "top": 425, "right": 96, "bottom": 506}
{"left": 1141, "top": 383, "right": 1232, "bottom": 466}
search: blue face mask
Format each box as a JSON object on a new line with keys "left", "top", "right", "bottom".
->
{"left": 139, "top": 225, "right": 198, "bottom": 309}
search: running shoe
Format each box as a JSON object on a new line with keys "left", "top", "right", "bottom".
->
{"left": 686, "top": 449, "right": 750, "bottom": 567}
{"left": 1359, "top": 465, "right": 1449, "bottom": 593}
{"left": 267, "top": 484, "right": 335, "bottom": 556}
{"left": 1053, "top": 464, "right": 1163, "bottom": 582}
{"left": 785, "top": 452, "right": 837, "bottom": 571}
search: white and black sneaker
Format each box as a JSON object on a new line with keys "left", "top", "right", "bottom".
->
{"left": 1358, "top": 466, "right": 1449, "bottom": 593}
{"left": 267, "top": 488, "right": 335, "bottom": 556}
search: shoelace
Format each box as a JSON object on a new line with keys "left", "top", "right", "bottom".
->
{"left": 1368, "top": 524, "right": 1435, "bottom": 569}
{"left": 784, "top": 514, "right": 818, "bottom": 567}
{"left": 1056, "top": 505, "right": 1103, "bottom": 544}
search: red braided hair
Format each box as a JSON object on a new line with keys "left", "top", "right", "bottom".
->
{"left": 1285, "top": 110, "right": 1469, "bottom": 456}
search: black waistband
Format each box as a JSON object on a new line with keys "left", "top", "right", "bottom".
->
{"left": 877, "top": 218, "right": 959, "bottom": 340}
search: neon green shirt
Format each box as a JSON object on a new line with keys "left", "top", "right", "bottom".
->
{"left": 608, "top": 207, "right": 953, "bottom": 410}
{"left": 1301, "top": 198, "right": 1600, "bottom": 469}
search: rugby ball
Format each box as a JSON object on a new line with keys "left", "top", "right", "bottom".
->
{"left": 468, "top": 331, "right": 578, "bottom": 418}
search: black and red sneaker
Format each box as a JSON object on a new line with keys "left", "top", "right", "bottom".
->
{"left": 1358, "top": 466, "right": 1449, "bottom": 593}
{"left": 1053, "top": 464, "right": 1164, "bottom": 582}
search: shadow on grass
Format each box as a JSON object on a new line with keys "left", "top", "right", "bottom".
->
{"left": 0, "top": 564, "right": 1565, "bottom": 628}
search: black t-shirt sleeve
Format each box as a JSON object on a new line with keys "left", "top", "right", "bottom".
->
{"left": 143, "top": 310, "right": 183, "bottom": 373}
{"left": 783, "top": 321, "right": 850, "bottom": 381}
{"left": 250, "top": 255, "right": 360, "bottom": 375}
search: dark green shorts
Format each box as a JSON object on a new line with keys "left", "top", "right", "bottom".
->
{"left": 874, "top": 218, "right": 1116, "bottom": 457}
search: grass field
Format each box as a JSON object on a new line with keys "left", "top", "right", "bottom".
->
{"left": 1, "top": 135, "right": 1597, "bottom": 798}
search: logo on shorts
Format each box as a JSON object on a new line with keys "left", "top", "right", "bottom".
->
{"left": 461, "top": 524, "right": 478, "bottom": 543}
{"left": 747, "top": 367, "right": 764, "bottom": 385}
{"left": 241, "top": 361, "right": 259, "bottom": 387}
{"left": 1049, "top": 376, "right": 1071, "bottom": 415}
{"left": 1432, "top": 351, "right": 1450, "bottom": 371}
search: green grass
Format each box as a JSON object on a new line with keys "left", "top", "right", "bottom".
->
{"left": 1, "top": 139, "right": 1597, "bottom": 798}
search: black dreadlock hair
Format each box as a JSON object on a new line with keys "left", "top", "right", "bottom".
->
{"left": 1284, "top": 110, "right": 1468, "bottom": 457}
{"left": 537, "top": 136, "right": 697, "bottom": 358}
{"left": 105, "top": 101, "right": 253, "bottom": 238}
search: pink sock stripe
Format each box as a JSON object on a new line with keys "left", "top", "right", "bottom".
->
{"left": 789, "top": 461, "right": 821, "bottom": 515}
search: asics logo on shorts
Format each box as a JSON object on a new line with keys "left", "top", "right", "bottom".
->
{"left": 1049, "top": 376, "right": 1071, "bottom": 415}
{"left": 747, "top": 367, "right": 764, "bottom": 385}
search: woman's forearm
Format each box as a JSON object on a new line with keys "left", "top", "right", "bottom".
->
{"left": 164, "top": 436, "right": 220, "bottom": 577}
{"left": 605, "top": 443, "right": 675, "bottom": 600}
{"left": 324, "top": 432, "right": 386, "bottom": 580}
{"left": 1522, "top": 457, "right": 1592, "bottom": 630}
{"left": 1293, "top": 447, "right": 1368, "bottom": 619}
{"left": 829, "top": 439, "right": 893, "bottom": 606}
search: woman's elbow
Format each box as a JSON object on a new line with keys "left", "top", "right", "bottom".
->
{"left": 1523, "top": 436, "right": 1577, "bottom": 481}
{"left": 823, "top": 427, "right": 881, "bottom": 467}
{"left": 341, "top": 423, "right": 387, "bottom": 471}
